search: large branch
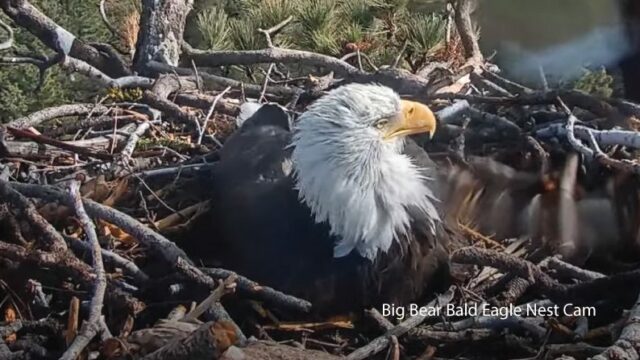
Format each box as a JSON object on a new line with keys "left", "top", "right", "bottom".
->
{"left": 60, "top": 56, "right": 153, "bottom": 88}
{"left": 7, "top": 103, "right": 111, "bottom": 129}
{"left": 453, "top": 0, "right": 483, "bottom": 63}
{"left": 0, "top": 0, "right": 130, "bottom": 77}
{"left": 180, "top": 49, "right": 434, "bottom": 96}
{"left": 134, "top": 0, "right": 193, "bottom": 73}
{"left": 10, "top": 182, "right": 191, "bottom": 267}
{"left": 140, "top": 321, "right": 235, "bottom": 360}
{"left": 183, "top": 43, "right": 364, "bottom": 78}
{"left": 592, "top": 291, "right": 640, "bottom": 359}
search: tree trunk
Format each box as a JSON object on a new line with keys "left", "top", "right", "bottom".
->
{"left": 133, "top": 0, "right": 194, "bottom": 74}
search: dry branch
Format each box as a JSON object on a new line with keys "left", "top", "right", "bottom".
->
{"left": 542, "top": 257, "right": 605, "bottom": 282}
{"left": 10, "top": 182, "right": 191, "bottom": 266}
{"left": 346, "top": 288, "right": 454, "bottom": 360}
{"left": 60, "top": 56, "right": 153, "bottom": 89}
{"left": 183, "top": 42, "right": 363, "bottom": 78}
{"left": 140, "top": 320, "right": 236, "bottom": 360}
{"left": 0, "top": 18, "right": 14, "bottom": 50}
{"left": 6, "top": 126, "right": 114, "bottom": 160}
{"left": 198, "top": 86, "right": 231, "bottom": 145}
{"left": 201, "top": 266, "right": 312, "bottom": 313}
{"left": 0, "top": 0, "right": 130, "bottom": 76}
{"left": 7, "top": 103, "right": 111, "bottom": 129}
{"left": 141, "top": 74, "right": 199, "bottom": 124}
{"left": 453, "top": 0, "right": 483, "bottom": 64}
{"left": 592, "top": 290, "right": 640, "bottom": 359}
{"left": 121, "top": 121, "right": 152, "bottom": 163}
{"left": 173, "top": 93, "right": 239, "bottom": 116}
{"left": 65, "top": 235, "right": 149, "bottom": 284}
{"left": 59, "top": 181, "right": 108, "bottom": 360}
{"left": 0, "top": 239, "right": 93, "bottom": 285}
{"left": 0, "top": 179, "right": 67, "bottom": 252}
{"left": 408, "top": 328, "right": 499, "bottom": 343}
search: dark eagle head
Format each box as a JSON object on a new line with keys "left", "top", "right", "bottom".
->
{"left": 291, "top": 83, "right": 441, "bottom": 260}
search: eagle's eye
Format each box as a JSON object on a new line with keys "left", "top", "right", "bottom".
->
{"left": 374, "top": 118, "right": 390, "bottom": 129}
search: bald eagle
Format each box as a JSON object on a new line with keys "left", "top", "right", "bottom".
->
{"left": 186, "top": 83, "right": 452, "bottom": 313}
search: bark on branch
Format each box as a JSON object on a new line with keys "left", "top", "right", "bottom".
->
{"left": 0, "top": 0, "right": 130, "bottom": 77}
{"left": 453, "top": 0, "right": 483, "bottom": 64}
{"left": 134, "top": 0, "right": 194, "bottom": 73}
{"left": 59, "top": 181, "right": 108, "bottom": 360}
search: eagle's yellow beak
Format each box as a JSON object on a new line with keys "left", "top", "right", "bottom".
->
{"left": 383, "top": 100, "right": 437, "bottom": 140}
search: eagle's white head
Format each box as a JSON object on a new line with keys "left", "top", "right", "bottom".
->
{"left": 291, "top": 83, "right": 441, "bottom": 260}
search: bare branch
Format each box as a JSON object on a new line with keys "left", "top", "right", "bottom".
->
{"left": 8, "top": 103, "right": 111, "bottom": 129}
{"left": 65, "top": 235, "right": 149, "bottom": 284}
{"left": 453, "top": 0, "right": 483, "bottom": 64}
{"left": 10, "top": 182, "right": 191, "bottom": 267}
{"left": 60, "top": 56, "right": 153, "bottom": 88}
{"left": 99, "top": 0, "right": 127, "bottom": 43}
{"left": 200, "top": 266, "right": 312, "bottom": 313}
{"left": 59, "top": 181, "right": 108, "bottom": 360}
{"left": 558, "top": 98, "right": 593, "bottom": 157}
{"left": 6, "top": 126, "right": 115, "bottom": 160}
{"left": 258, "top": 15, "right": 293, "bottom": 48}
{"left": 183, "top": 42, "right": 363, "bottom": 78}
{"left": 198, "top": 86, "right": 231, "bottom": 145}
{"left": 0, "top": 0, "right": 130, "bottom": 76}
{"left": 592, "top": 291, "right": 640, "bottom": 360}
{"left": 346, "top": 288, "right": 454, "bottom": 360}
{"left": 0, "top": 179, "right": 67, "bottom": 252}
{"left": 121, "top": 121, "right": 152, "bottom": 163}
{"left": 0, "top": 18, "right": 14, "bottom": 50}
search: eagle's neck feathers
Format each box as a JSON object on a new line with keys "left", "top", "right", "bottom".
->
{"left": 291, "top": 123, "right": 440, "bottom": 260}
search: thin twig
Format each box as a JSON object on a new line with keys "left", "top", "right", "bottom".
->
{"left": 99, "top": 0, "right": 127, "bottom": 43}
{"left": 182, "top": 275, "right": 237, "bottom": 322}
{"left": 121, "top": 121, "right": 152, "bottom": 163}
{"left": 198, "top": 86, "right": 232, "bottom": 145}
{"left": 258, "top": 16, "right": 294, "bottom": 48}
{"left": 260, "top": 64, "right": 275, "bottom": 103}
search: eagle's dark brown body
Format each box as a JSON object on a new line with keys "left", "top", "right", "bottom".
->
{"left": 183, "top": 104, "right": 453, "bottom": 314}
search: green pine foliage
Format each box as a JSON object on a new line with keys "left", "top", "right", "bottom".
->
{"left": 0, "top": 0, "right": 448, "bottom": 121}
{"left": 192, "top": 0, "right": 448, "bottom": 67}
{"left": 573, "top": 67, "right": 614, "bottom": 98}
{"left": 197, "top": 6, "right": 232, "bottom": 50}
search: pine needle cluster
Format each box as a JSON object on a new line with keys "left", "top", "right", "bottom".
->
{"left": 192, "top": 0, "right": 453, "bottom": 72}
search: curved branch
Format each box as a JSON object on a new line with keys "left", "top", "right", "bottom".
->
{"left": 99, "top": 0, "right": 127, "bottom": 43}
{"left": 0, "top": 18, "right": 14, "bottom": 51}
{"left": 7, "top": 103, "right": 111, "bottom": 129}
{"left": 60, "top": 55, "right": 152, "bottom": 88}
